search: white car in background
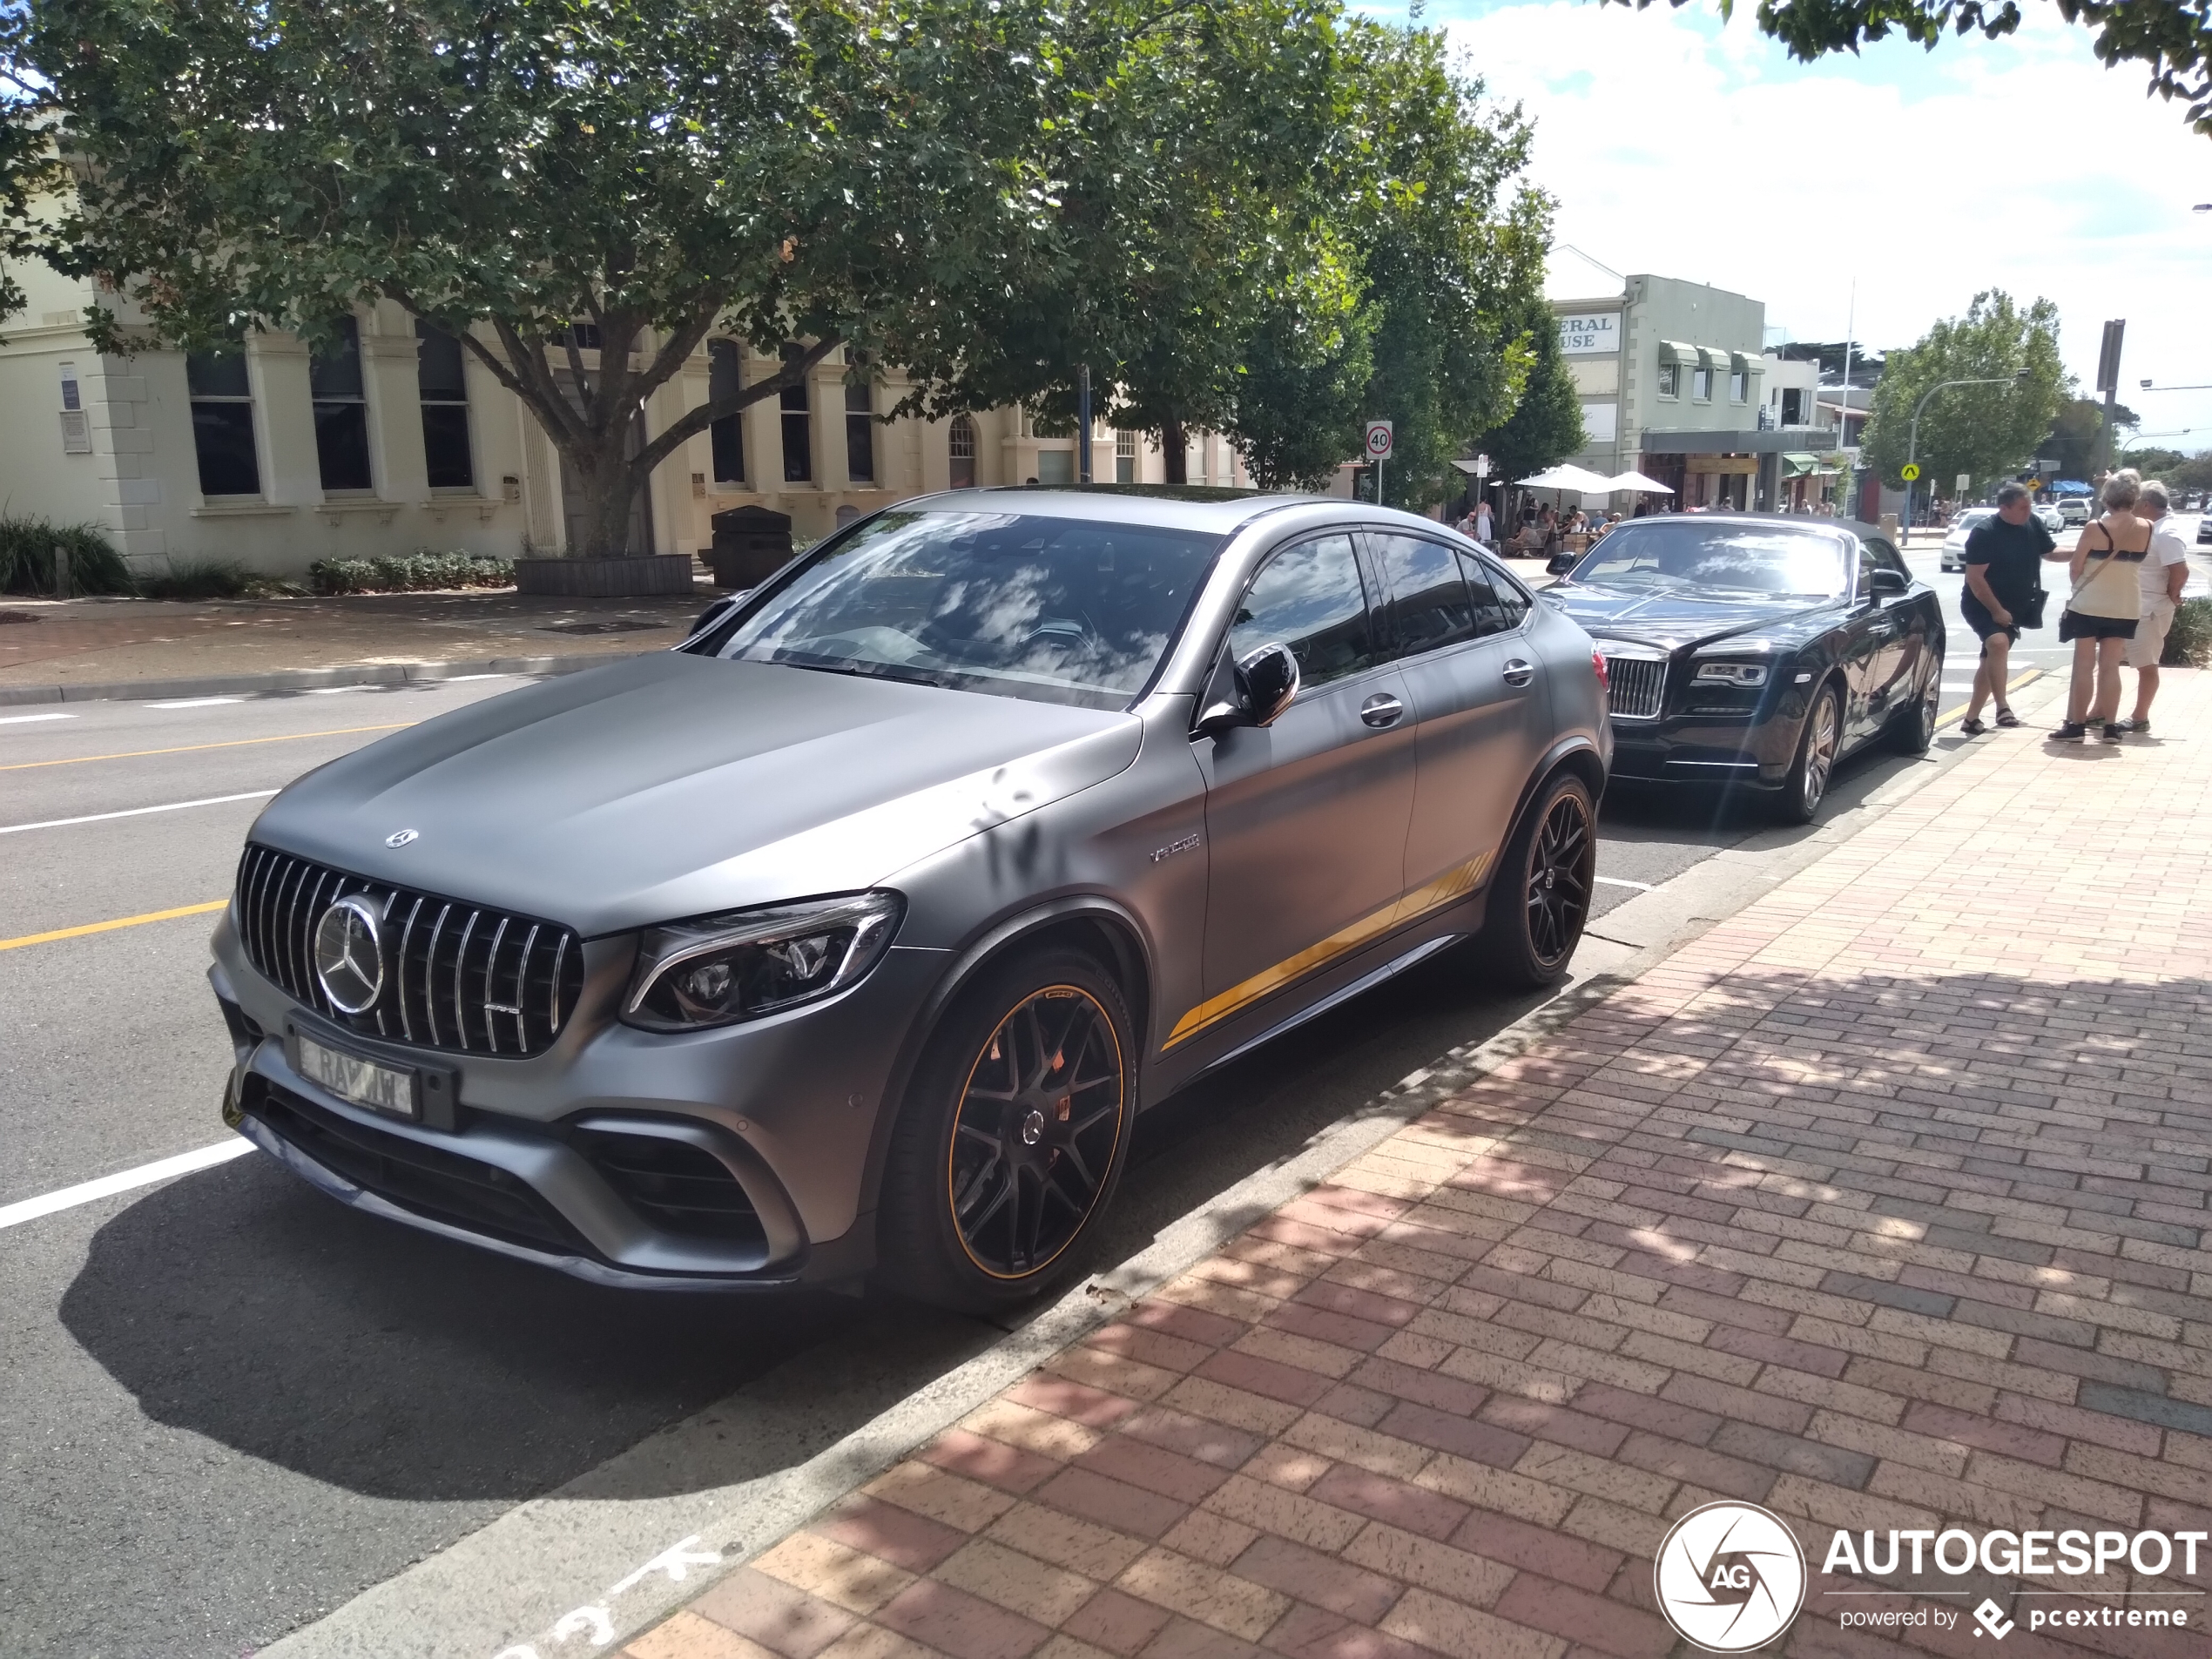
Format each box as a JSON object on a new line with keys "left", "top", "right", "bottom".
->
{"left": 2056, "top": 496, "right": 2092, "bottom": 526}
{"left": 1941, "top": 508, "right": 1995, "bottom": 573}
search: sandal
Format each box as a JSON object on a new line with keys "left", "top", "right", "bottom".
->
{"left": 1959, "top": 718, "right": 1987, "bottom": 736}
{"left": 1994, "top": 707, "right": 2020, "bottom": 728}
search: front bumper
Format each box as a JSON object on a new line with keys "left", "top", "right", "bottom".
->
{"left": 1606, "top": 708, "right": 1802, "bottom": 787}
{"left": 211, "top": 913, "right": 948, "bottom": 1290}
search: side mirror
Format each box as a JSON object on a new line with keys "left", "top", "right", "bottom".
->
{"left": 1194, "top": 641, "right": 1300, "bottom": 738}
{"left": 1547, "top": 552, "right": 1577, "bottom": 576}
{"left": 1867, "top": 568, "right": 1909, "bottom": 597}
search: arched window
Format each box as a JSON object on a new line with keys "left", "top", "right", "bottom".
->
{"left": 948, "top": 414, "right": 977, "bottom": 489}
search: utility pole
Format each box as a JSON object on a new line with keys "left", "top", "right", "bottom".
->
{"left": 2094, "top": 320, "right": 2126, "bottom": 476}
{"left": 1837, "top": 283, "right": 1855, "bottom": 516}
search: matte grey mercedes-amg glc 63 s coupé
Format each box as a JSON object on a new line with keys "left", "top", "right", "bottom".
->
{"left": 211, "top": 489, "right": 1610, "bottom": 1310}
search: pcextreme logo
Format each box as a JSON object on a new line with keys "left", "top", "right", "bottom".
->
{"left": 1653, "top": 1501, "right": 1808, "bottom": 1652}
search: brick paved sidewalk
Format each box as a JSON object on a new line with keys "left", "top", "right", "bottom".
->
{"left": 629, "top": 671, "right": 2212, "bottom": 1659}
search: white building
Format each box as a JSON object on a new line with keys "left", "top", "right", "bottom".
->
{"left": 0, "top": 261, "right": 1253, "bottom": 579}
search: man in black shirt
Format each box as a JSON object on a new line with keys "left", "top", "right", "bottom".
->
{"left": 1960, "top": 482, "right": 2058, "bottom": 732}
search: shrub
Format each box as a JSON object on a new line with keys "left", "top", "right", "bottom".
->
{"left": 0, "top": 516, "right": 136, "bottom": 596}
{"left": 308, "top": 550, "right": 515, "bottom": 595}
{"left": 2163, "top": 597, "right": 2212, "bottom": 667}
{"left": 138, "top": 556, "right": 264, "bottom": 600}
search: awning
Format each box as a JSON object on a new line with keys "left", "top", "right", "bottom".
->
{"left": 1658, "top": 340, "right": 1702, "bottom": 365}
{"left": 1781, "top": 452, "right": 1818, "bottom": 477}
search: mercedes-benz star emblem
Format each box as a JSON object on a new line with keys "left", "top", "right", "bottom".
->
{"left": 313, "top": 894, "right": 387, "bottom": 1015}
{"left": 385, "top": 828, "right": 419, "bottom": 848}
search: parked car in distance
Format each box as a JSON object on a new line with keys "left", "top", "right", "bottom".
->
{"left": 2033, "top": 503, "right": 2066, "bottom": 536}
{"left": 2198, "top": 514, "right": 2212, "bottom": 545}
{"left": 1941, "top": 507, "right": 1996, "bottom": 572}
{"left": 210, "top": 489, "right": 1612, "bottom": 1311}
{"left": 1542, "top": 515, "right": 1943, "bottom": 824}
{"left": 2055, "top": 496, "right": 2092, "bottom": 526}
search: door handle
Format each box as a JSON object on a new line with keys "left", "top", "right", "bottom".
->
{"left": 1501, "top": 658, "right": 1535, "bottom": 687}
{"left": 1359, "top": 693, "right": 1404, "bottom": 727}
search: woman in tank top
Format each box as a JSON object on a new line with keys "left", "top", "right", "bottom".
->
{"left": 2056, "top": 470, "right": 2151, "bottom": 741}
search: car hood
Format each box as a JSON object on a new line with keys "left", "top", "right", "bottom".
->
{"left": 249, "top": 652, "right": 1143, "bottom": 936}
{"left": 1546, "top": 585, "right": 1839, "bottom": 653}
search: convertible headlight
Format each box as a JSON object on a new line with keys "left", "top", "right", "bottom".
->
{"left": 624, "top": 892, "right": 904, "bottom": 1031}
{"left": 1691, "top": 661, "right": 1770, "bottom": 687}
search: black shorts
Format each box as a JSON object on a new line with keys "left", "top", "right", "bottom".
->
{"left": 1960, "top": 597, "right": 2019, "bottom": 644}
{"left": 2059, "top": 610, "right": 2137, "bottom": 642}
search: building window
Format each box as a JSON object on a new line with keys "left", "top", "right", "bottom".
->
{"left": 1036, "top": 449, "right": 1074, "bottom": 486}
{"left": 1780, "top": 388, "right": 1804, "bottom": 424}
{"left": 1691, "top": 366, "right": 1712, "bottom": 401}
{"left": 779, "top": 344, "right": 812, "bottom": 482}
{"left": 415, "top": 320, "right": 475, "bottom": 489}
{"left": 186, "top": 346, "right": 261, "bottom": 496}
{"left": 1729, "top": 369, "right": 1748, "bottom": 402}
{"left": 1115, "top": 428, "right": 1136, "bottom": 483}
{"left": 845, "top": 375, "right": 874, "bottom": 483}
{"left": 707, "top": 340, "right": 744, "bottom": 484}
{"left": 565, "top": 323, "right": 603, "bottom": 350}
{"left": 310, "top": 318, "right": 374, "bottom": 491}
{"left": 1656, "top": 362, "right": 1681, "bottom": 400}
{"left": 948, "top": 413, "right": 976, "bottom": 489}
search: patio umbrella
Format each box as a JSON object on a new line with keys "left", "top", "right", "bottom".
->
{"left": 1514, "top": 463, "right": 1615, "bottom": 494}
{"left": 1602, "top": 470, "right": 1675, "bottom": 495}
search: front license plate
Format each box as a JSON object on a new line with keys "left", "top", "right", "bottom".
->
{"left": 296, "top": 1032, "right": 419, "bottom": 1120}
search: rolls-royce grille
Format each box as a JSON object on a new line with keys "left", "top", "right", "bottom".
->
{"left": 235, "top": 844, "right": 583, "bottom": 1057}
{"left": 1602, "top": 655, "right": 1667, "bottom": 720}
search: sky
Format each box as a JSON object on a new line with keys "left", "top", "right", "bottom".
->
{"left": 1359, "top": 0, "right": 2212, "bottom": 455}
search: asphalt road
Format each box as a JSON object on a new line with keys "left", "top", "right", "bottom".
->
{"left": 0, "top": 616, "right": 2094, "bottom": 1658}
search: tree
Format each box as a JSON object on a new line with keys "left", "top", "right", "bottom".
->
{"left": 2120, "top": 444, "right": 2188, "bottom": 475}
{"left": 2167, "top": 451, "right": 2212, "bottom": 492}
{"left": 2043, "top": 395, "right": 2134, "bottom": 479}
{"left": 1859, "top": 290, "right": 2066, "bottom": 493}
{"left": 1602, "top": 0, "right": 2212, "bottom": 141}
{"left": 0, "top": 10, "right": 64, "bottom": 331}
{"left": 1470, "top": 297, "right": 1585, "bottom": 487}
{"left": 17, "top": 0, "right": 1340, "bottom": 554}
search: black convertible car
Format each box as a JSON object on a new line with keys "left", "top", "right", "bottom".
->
{"left": 1544, "top": 516, "right": 1944, "bottom": 822}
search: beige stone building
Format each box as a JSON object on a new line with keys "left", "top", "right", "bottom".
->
{"left": 0, "top": 263, "right": 1257, "bottom": 578}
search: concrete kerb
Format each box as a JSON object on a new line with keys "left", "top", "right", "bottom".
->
{"left": 262, "top": 667, "right": 2069, "bottom": 1659}
{"left": 0, "top": 652, "right": 653, "bottom": 707}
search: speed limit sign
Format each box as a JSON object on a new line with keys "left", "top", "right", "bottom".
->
{"left": 1364, "top": 420, "right": 1394, "bottom": 462}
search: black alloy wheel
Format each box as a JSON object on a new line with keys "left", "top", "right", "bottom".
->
{"left": 1481, "top": 772, "right": 1596, "bottom": 989}
{"left": 948, "top": 986, "right": 1124, "bottom": 1278}
{"left": 878, "top": 948, "right": 1133, "bottom": 1311}
{"left": 1783, "top": 681, "right": 1842, "bottom": 824}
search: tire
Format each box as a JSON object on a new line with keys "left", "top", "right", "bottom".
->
{"left": 876, "top": 948, "right": 1135, "bottom": 1312}
{"left": 1887, "top": 654, "right": 1943, "bottom": 756}
{"left": 1479, "top": 772, "right": 1596, "bottom": 990}
{"left": 1779, "top": 680, "right": 1843, "bottom": 824}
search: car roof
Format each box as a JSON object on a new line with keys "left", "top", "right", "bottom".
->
{"left": 883, "top": 485, "right": 1462, "bottom": 541}
{"left": 1602, "top": 511, "right": 1882, "bottom": 540}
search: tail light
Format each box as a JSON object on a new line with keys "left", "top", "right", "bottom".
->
{"left": 1591, "top": 647, "right": 1608, "bottom": 691}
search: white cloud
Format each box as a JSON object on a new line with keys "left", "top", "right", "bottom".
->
{"left": 1422, "top": 0, "right": 2212, "bottom": 447}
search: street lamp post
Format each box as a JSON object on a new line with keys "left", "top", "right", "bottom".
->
{"left": 1906, "top": 370, "right": 2031, "bottom": 527}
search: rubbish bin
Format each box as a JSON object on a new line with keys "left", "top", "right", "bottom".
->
{"left": 705, "top": 506, "right": 794, "bottom": 590}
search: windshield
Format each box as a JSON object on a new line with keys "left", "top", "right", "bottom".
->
{"left": 706, "top": 510, "right": 1222, "bottom": 709}
{"left": 1566, "top": 521, "right": 1850, "bottom": 600}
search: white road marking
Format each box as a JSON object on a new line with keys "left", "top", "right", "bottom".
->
{"left": 147, "top": 696, "right": 245, "bottom": 709}
{"left": 0, "top": 711, "right": 74, "bottom": 725}
{"left": 304, "top": 685, "right": 370, "bottom": 694}
{"left": 440, "top": 673, "right": 515, "bottom": 683}
{"left": 0, "top": 1139, "right": 253, "bottom": 1231}
{"left": 0, "top": 789, "right": 278, "bottom": 836}
{"left": 1594, "top": 874, "right": 1655, "bottom": 891}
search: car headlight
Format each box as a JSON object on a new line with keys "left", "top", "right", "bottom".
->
{"left": 623, "top": 891, "right": 904, "bottom": 1031}
{"left": 1691, "top": 660, "right": 1770, "bottom": 687}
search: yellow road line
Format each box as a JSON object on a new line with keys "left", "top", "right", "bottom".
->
{"left": 1935, "top": 667, "right": 2043, "bottom": 731}
{"left": 0, "top": 900, "right": 227, "bottom": 952}
{"left": 0, "top": 722, "right": 414, "bottom": 772}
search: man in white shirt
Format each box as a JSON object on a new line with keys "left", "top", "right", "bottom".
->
{"left": 2124, "top": 478, "right": 2191, "bottom": 734}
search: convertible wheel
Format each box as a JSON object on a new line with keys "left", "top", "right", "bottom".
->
{"left": 877, "top": 948, "right": 1133, "bottom": 1312}
{"left": 1480, "top": 772, "right": 1595, "bottom": 989}
{"left": 1781, "top": 681, "right": 1842, "bottom": 824}
{"left": 1889, "top": 658, "right": 1942, "bottom": 756}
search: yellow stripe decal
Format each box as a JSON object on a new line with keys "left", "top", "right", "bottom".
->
{"left": 0, "top": 723, "right": 414, "bottom": 772}
{"left": 0, "top": 900, "right": 228, "bottom": 952}
{"left": 1164, "top": 854, "right": 1490, "bottom": 1050}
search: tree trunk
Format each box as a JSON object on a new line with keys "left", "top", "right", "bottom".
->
{"left": 559, "top": 435, "right": 644, "bottom": 556}
{"left": 1161, "top": 418, "right": 1189, "bottom": 486}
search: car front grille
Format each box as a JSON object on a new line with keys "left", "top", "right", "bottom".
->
{"left": 251, "top": 1080, "right": 585, "bottom": 1254}
{"left": 1601, "top": 654, "right": 1667, "bottom": 720}
{"left": 235, "top": 844, "right": 583, "bottom": 1057}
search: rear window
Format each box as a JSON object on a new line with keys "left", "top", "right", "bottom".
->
{"left": 703, "top": 510, "right": 1221, "bottom": 709}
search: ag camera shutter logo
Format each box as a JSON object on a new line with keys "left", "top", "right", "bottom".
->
{"left": 1654, "top": 1501, "right": 1808, "bottom": 1651}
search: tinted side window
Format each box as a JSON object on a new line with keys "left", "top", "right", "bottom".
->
{"left": 1369, "top": 533, "right": 1474, "bottom": 659}
{"left": 1459, "top": 550, "right": 1530, "bottom": 637}
{"left": 1855, "top": 542, "right": 1880, "bottom": 594}
{"left": 1865, "top": 538, "right": 1908, "bottom": 577}
{"left": 1230, "top": 534, "right": 1375, "bottom": 689}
